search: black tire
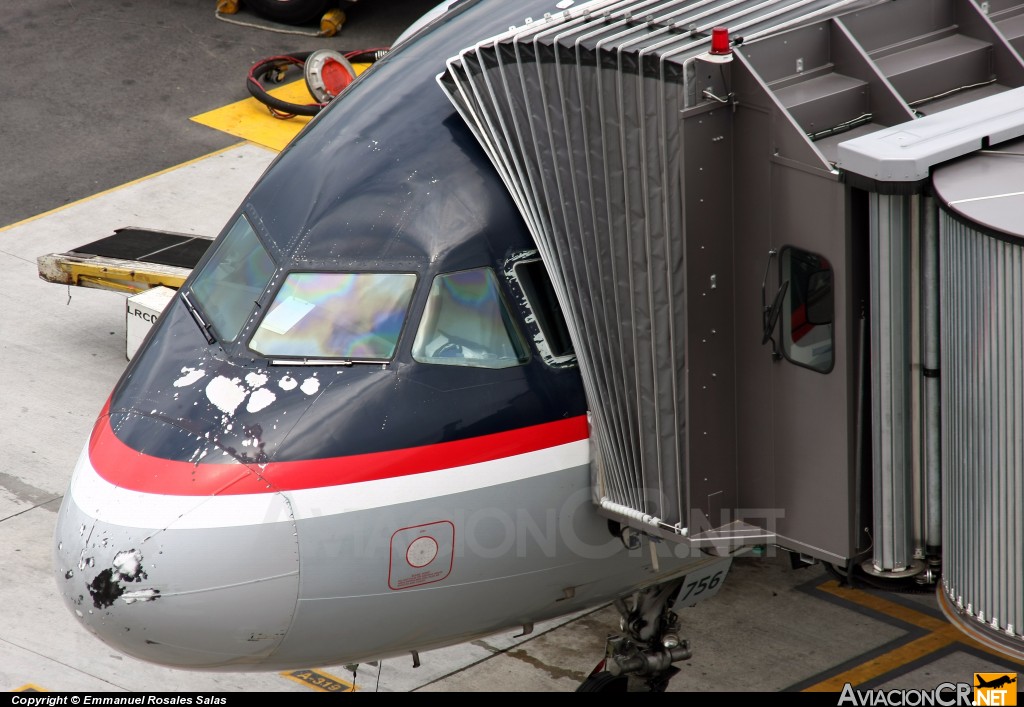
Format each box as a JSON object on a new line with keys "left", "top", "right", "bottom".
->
{"left": 243, "top": 0, "right": 335, "bottom": 25}
{"left": 576, "top": 671, "right": 628, "bottom": 693}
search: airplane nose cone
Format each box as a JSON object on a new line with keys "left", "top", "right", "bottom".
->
{"left": 54, "top": 446, "right": 301, "bottom": 670}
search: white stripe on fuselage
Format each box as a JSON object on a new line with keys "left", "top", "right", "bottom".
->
{"left": 67, "top": 440, "right": 591, "bottom": 530}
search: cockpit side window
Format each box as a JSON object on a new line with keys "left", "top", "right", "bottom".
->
{"left": 412, "top": 268, "right": 529, "bottom": 369}
{"left": 188, "top": 214, "right": 276, "bottom": 342}
{"left": 250, "top": 272, "right": 417, "bottom": 360}
{"left": 512, "top": 258, "right": 576, "bottom": 366}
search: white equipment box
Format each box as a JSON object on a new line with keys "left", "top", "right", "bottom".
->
{"left": 126, "top": 286, "right": 176, "bottom": 360}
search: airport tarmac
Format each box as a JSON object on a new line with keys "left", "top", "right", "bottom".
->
{"left": 2, "top": 0, "right": 1024, "bottom": 696}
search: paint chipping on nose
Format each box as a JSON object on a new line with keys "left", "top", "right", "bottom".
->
{"left": 87, "top": 549, "right": 159, "bottom": 609}
{"left": 174, "top": 367, "right": 206, "bottom": 387}
{"left": 113, "top": 549, "right": 143, "bottom": 577}
{"left": 206, "top": 376, "right": 247, "bottom": 415}
{"left": 122, "top": 589, "right": 160, "bottom": 604}
{"left": 247, "top": 387, "right": 276, "bottom": 413}
{"left": 246, "top": 372, "right": 269, "bottom": 388}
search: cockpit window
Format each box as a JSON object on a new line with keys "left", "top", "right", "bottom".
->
{"left": 250, "top": 272, "right": 417, "bottom": 360}
{"left": 512, "top": 257, "right": 575, "bottom": 366}
{"left": 188, "top": 214, "right": 276, "bottom": 342}
{"left": 412, "top": 268, "right": 529, "bottom": 369}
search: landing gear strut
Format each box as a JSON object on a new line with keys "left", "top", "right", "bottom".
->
{"left": 577, "top": 578, "right": 691, "bottom": 692}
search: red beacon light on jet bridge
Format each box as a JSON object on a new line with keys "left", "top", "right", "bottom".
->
{"left": 700, "top": 26, "right": 734, "bottom": 66}
{"left": 710, "top": 26, "right": 731, "bottom": 55}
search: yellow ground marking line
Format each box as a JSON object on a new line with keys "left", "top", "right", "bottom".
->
{"left": 0, "top": 145, "right": 247, "bottom": 234}
{"left": 803, "top": 580, "right": 1024, "bottom": 692}
{"left": 820, "top": 580, "right": 949, "bottom": 632}
{"left": 803, "top": 626, "right": 961, "bottom": 692}
{"left": 3, "top": 63, "right": 368, "bottom": 232}
{"left": 191, "top": 63, "right": 370, "bottom": 152}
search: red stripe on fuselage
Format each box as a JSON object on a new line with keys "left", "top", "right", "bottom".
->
{"left": 88, "top": 402, "right": 589, "bottom": 496}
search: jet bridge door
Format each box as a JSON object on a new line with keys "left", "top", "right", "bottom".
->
{"left": 720, "top": 54, "right": 864, "bottom": 565}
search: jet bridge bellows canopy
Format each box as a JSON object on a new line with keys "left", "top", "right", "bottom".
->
{"left": 439, "top": 0, "right": 880, "bottom": 539}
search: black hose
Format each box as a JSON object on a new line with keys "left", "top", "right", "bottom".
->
{"left": 346, "top": 48, "right": 389, "bottom": 63}
{"left": 245, "top": 48, "right": 390, "bottom": 118}
{"left": 246, "top": 52, "right": 323, "bottom": 117}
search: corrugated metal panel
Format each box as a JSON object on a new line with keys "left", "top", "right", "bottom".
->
{"left": 940, "top": 210, "right": 1024, "bottom": 649}
{"left": 438, "top": 0, "right": 866, "bottom": 534}
{"left": 868, "top": 194, "right": 914, "bottom": 571}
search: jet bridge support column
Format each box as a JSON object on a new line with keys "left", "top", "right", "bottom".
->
{"left": 838, "top": 90, "right": 1024, "bottom": 645}
{"left": 868, "top": 193, "right": 915, "bottom": 575}
{"left": 920, "top": 195, "right": 941, "bottom": 565}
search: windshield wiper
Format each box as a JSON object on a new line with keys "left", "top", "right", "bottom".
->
{"left": 181, "top": 291, "right": 216, "bottom": 344}
{"left": 267, "top": 358, "right": 393, "bottom": 367}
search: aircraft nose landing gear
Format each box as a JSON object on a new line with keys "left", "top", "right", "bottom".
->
{"left": 577, "top": 578, "right": 692, "bottom": 692}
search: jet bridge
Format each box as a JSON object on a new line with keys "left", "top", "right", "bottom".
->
{"left": 441, "top": 0, "right": 1024, "bottom": 658}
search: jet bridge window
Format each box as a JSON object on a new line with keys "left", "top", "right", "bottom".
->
{"left": 781, "top": 246, "right": 834, "bottom": 374}
{"left": 188, "top": 214, "right": 276, "bottom": 342}
{"left": 412, "top": 268, "right": 529, "bottom": 369}
{"left": 250, "top": 272, "right": 416, "bottom": 360}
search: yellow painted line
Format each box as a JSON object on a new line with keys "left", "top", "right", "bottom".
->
{"left": 803, "top": 581, "right": 1024, "bottom": 692}
{"left": 818, "top": 580, "right": 949, "bottom": 632}
{"left": 191, "top": 64, "right": 371, "bottom": 152}
{"left": 0, "top": 144, "right": 246, "bottom": 234}
{"left": 803, "top": 627, "right": 959, "bottom": 691}
{"left": 3, "top": 63, "right": 370, "bottom": 233}
{"left": 13, "top": 684, "right": 47, "bottom": 692}
{"left": 281, "top": 668, "right": 356, "bottom": 692}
